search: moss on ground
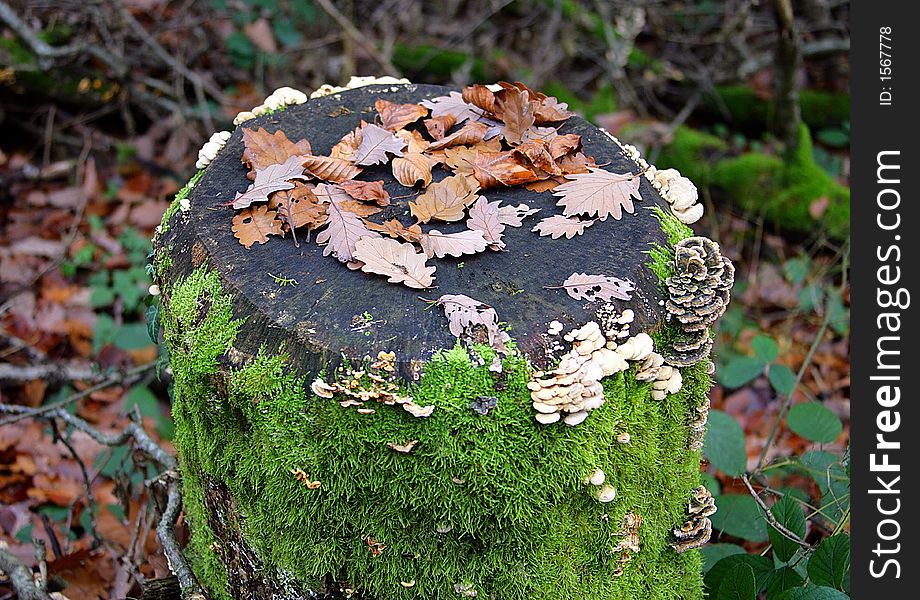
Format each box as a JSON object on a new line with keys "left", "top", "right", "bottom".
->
{"left": 158, "top": 263, "right": 710, "bottom": 600}
{"left": 656, "top": 125, "right": 849, "bottom": 239}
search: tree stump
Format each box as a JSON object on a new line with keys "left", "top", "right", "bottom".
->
{"left": 152, "top": 81, "right": 728, "bottom": 600}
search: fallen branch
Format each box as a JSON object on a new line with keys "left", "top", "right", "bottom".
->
{"left": 0, "top": 544, "right": 51, "bottom": 600}
{"left": 741, "top": 473, "right": 813, "bottom": 550}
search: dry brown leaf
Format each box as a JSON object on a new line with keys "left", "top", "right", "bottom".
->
{"left": 553, "top": 167, "right": 641, "bottom": 220}
{"left": 548, "top": 134, "right": 582, "bottom": 159}
{"left": 420, "top": 92, "right": 487, "bottom": 124}
{"left": 466, "top": 196, "right": 505, "bottom": 249}
{"left": 392, "top": 153, "right": 433, "bottom": 188}
{"left": 531, "top": 215, "right": 596, "bottom": 239}
{"left": 524, "top": 178, "right": 564, "bottom": 193}
{"left": 339, "top": 180, "right": 390, "bottom": 206}
{"left": 301, "top": 155, "right": 363, "bottom": 183}
{"left": 232, "top": 205, "right": 284, "bottom": 248}
{"left": 375, "top": 99, "right": 429, "bottom": 132}
{"left": 499, "top": 81, "right": 575, "bottom": 123}
{"left": 497, "top": 203, "right": 540, "bottom": 227}
{"left": 420, "top": 229, "right": 489, "bottom": 258}
{"left": 354, "top": 237, "right": 435, "bottom": 289}
{"left": 423, "top": 115, "right": 457, "bottom": 140}
{"left": 556, "top": 151, "right": 597, "bottom": 175}
{"left": 241, "top": 127, "right": 311, "bottom": 179}
{"left": 330, "top": 122, "right": 366, "bottom": 162}
{"left": 364, "top": 219, "right": 423, "bottom": 243}
{"left": 396, "top": 129, "right": 430, "bottom": 154}
{"left": 353, "top": 123, "right": 407, "bottom": 166}
{"left": 515, "top": 140, "right": 562, "bottom": 176}
{"left": 314, "top": 183, "right": 382, "bottom": 218}
{"left": 521, "top": 125, "right": 559, "bottom": 143}
{"left": 461, "top": 84, "right": 498, "bottom": 115}
{"left": 315, "top": 199, "right": 380, "bottom": 263}
{"left": 494, "top": 86, "right": 535, "bottom": 145}
{"left": 553, "top": 273, "right": 635, "bottom": 302}
{"left": 269, "top": 183, "right": 327, "bottom": 229}
{"left": 409, "top": 174, "right": 480, "bottom": 223}
{"left": 232, "top": 155, "right": 307, "bottom": 209}
{"left": 442, "top": 146, "right": 478, "bottom": 177}
{"left": 472, "top": 151, "right": 541, "bottom": 189}
{"left": 427, "top": 121, "right": 490, "bottom": 151}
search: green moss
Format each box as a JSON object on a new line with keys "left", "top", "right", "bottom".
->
{"left": 646, "top": 206, "right": 692, "bottom": 283}
{"left": 158, "top": 169, "right": 205, "bottom": 236}
{"left": 162, "top": 267, "right": 710, "bottom": 599}
{"left": 656, "top": 126, "right": 728, "bottom": 188}
{"left": 711, "top": 125, "right": 849, "bottom": 238}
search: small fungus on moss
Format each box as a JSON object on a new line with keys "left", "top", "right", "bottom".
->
{"left": 671, "top": 485, "right": 717, "bottom": 553}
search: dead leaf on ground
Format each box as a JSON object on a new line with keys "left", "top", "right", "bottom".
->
{"left": 232, "top": 205, "right": 284, "bottom": 247}
{"left": 552, "top": 167, "right": 641, "bottom": 221}
{"left": 409, "top": 174, "right": 480, "bottom": 223}
{"left": 375, "top": 99, "right": 429, "bottom": 132}
{"left": 532, "top": 215, "right": 595, "bottom": 239}
{"left": 242, "top": 127, "right": 311, "bottom": 178}
{"left": 354, "top": 237, "right": 436, "bottom": 289}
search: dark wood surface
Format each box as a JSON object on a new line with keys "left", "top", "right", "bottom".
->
{"left": 183, "top": 83, "right": 671, "bottom": 376}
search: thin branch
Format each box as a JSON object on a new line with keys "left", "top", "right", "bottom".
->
{"left": 741, "top": 473, "right": 813, "bottom": 550}
{"left": 0, "top": 546, "right": 52, "bottom": 600}
{"left": 313, "top": 0, "right": 401, "bottom": 77}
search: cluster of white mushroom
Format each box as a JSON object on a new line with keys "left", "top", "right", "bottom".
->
{"left": 311, "top": 361, "right": 435, "bottom": 419}
{"left": 584, "top": 468, "right": 617, "bottom": 504}
{"left": 233, "top": 86, "right": 310, "bottom": 125}
{"left": 529, "top": 309, "right": 685, "bottom": 426}
{"left": 195, "top": 130, "right": 232, "bottom": 170}
{"left": 599, "top": 129, "right": 704, "bottom": 224}
{"left": 309, "top": 75, "right": 412, "bottom": 99}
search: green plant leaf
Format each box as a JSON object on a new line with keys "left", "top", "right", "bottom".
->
{"left": 766, "top": 496, "right": 807, "bottom": 563}
{"left": 798, "top": 451, "right": 850, "bottom": 523}
{"left": 704, "top": 410, "right": 748, "bottom": 476}
{"left": 752, "top": 335, "right": 779, "bottom": 362}
{"left": 808, "top": 535, "right": 850, "bottom": 591}
{"left": 783, "top": 257, "right": 811, "bottom": 285}
{"left": 777, "top": 584, "right": 849, "bottom": 600}
{"left": 787, "top": 402, "right": 842, "bottom": 443}
{"left": 701, "top": 544, "right": 746, "bottom": 574}
{"left": 113, "top": 322, "right": 154, "bottom": 350}
{"left": 710, "top": 494, "right": 769, "bottom": 542}
{"left": 720, "top": 356, "right": 766, "bottom": 388}
{"left": 716, "top": 563, "right": 757, "bottom": 600}
{"left": 767, "top": 567, "right": 805, "bottom": 600}
{"left": 769, "top": 364, "right": 797, "bottom": 395}
{"left": 145, "top": 304, "right": 161, "bottom": 344}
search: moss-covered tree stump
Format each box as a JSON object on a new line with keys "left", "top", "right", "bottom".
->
{"left": 152, "top": 80, "right": 730, "bottom": 600}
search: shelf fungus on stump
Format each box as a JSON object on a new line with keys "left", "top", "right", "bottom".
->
{"left": 687, "top": 396, "right": 711, "bottom": 451}
{"left": 664, "top": 237, "right": 735, "bottom": 367}
{"left": 670, "top": 485, "right": 717, "bottom": 553}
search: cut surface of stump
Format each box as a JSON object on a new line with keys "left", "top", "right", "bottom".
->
{"left": 153, "top": 82, "right": 717, "bottom": 600}
{"left": 178, "top": 83, "right": 670, "bottom": 375}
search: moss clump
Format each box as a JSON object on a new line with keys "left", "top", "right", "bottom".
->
{"left": 158, "top": 169, "right": 205, "bottom": 236}
{"left": 646, "top": 206, "right": 693, "bottom": 283}
{"left": 705, "top": 86, "right": 849, "bottom": 133}
{"left": 161, "top": 267, "right": 710, "bottom": 599}
{"left": 655, "top": 126, "right": 728, "bottom": 188}
{"left": 711, "top": 125, "right": 849, "bottom": 238}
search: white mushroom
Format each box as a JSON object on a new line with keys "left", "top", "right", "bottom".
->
{"left": 597, "top": 484, "right": 617, "bottom": 503}
{"left": 535, "top": 412, "right": 561, "bottom": 425}
{"left": 586, "top": 468, "right": 606, "bottom": 486}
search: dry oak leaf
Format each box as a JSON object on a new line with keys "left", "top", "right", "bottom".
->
{"left": 494, "top": 86, "right": 535, "bottom": 145}
{"left": 354, "top": 237, "right": 436, "bottom": 289}
{"left": 461, "top": 84, "right": 498, "bottom": 115}
{"left": 313, "top": 183, "right": 382, "bottom": 218}
{"left": 241, "top": 127, "right": 311, "bottom": 178}
{"left": 396, "top": 129, "right": 431, "bottom": 154}
{"left": 269, "top": 183, "right": 327, "bottom": 229}
{"left": 392, "top": 153, "right": 433, "bottom": 188}
{"left": 375, "top": 99, "right": 429, "bottom": 132}
{"left": 472, "top": 151, "right": 541, "bottom": 189}
{"left": 232, "top": 205, "right": 284, "bottom": 248}
{"left": 521, "top": 125, "right": 559, "bottom": 143}
{"left": 232, "top": 155, "right": 307, "bottom": 209}
{"left": 531, "top": 215, "right": 596, "bottom": 239}
{"left": 553, "top": 273, "right": 636, "bottom": 302}
{"left": 301, "top": 154, "right": 363, "bottom": 182}
{"left": 424, "top": 114, "right": 457, "bottom": 140}
{"left": 497, "top": 203, "right": 540, "bottom": 227}
{"left": 427, "top": 121, "right": 490, "bottom": 151}
{"left": 409, "top": 174, "right": 480, "bottom": 223}
{"left": 436, "top": 294, "right": 508, "bottom": 351}
{"left": 498, "top": 81, "right": 575, "bottom": 123}
{"left": 515, "top": 140, "right": 562, "bottom": 176}
{"left": 556, "top": 151, "right": 597, "bottom": 175}
{"left": 420, "top": 229, "right": 489, "bottom": 258}
{"left": 553, "top": 167, "right": 642, "bottom": 220}
{"left": 315, "top": 192, "right": 380, "bottom": 263}
{"left": 339, "top": 180, "right": 390, "bottom": 206}
{"left": 364, "top": 219, "right": 423, "bottom": 243}
{"left": 466, "top": 196, "right": 505, "bottom": 249}
{"left": 353, "top": 123, "right": 407, "bottom": 166}
{"left": 548, "top": 134, "right": 582, "bottom": 159}
{"left": 524, "top": 178, "right": 565, "bottom": 193}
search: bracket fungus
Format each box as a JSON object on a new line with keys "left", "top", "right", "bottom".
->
{"left": 665, "top": 236, "right": 735, "bottom": 367}
{"left": 196, "top": 130, "right": 233, "bottom": 170}
{"left": 671, "top": 485, "right": 717, "bottom": 553}
{"left": 687, "top": 397, "right": 711, "bottom": 451}
{"left": 612, "top": 512, "right": 643, "bottom": 577}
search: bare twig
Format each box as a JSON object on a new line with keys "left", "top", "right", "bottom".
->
{"left": 0, "top": 361, "right": 99, "bottom": 382}
{"left": 741, "top": 473, "right": 813, "bottom": 550}
{"left": 314, "top": 0, "right": 401, "bottom": 77}
{"left": 0, "top": 545, "right": 51, "bottom": 600}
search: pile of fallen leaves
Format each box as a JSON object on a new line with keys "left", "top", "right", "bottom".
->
{"left": 229, "top": 82, "right": 645, "bottom": 289}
